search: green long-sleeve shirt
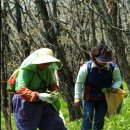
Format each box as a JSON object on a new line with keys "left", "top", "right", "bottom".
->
{"left": 15, "top": 66, "right": 56, "bottom": 92}
{"left": 74, "top": 61, "right": 122, "bottom": 99}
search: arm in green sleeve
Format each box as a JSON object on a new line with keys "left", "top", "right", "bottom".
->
{"left": 74, "top": 64, "right": 88, "bottom": 99}
{"left": 15, "top": 69, "right": 33, "bottom": 91}
{"left": 112, "top": 66, "right": 122, "bottom": 89}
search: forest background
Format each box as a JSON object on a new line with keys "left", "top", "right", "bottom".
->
{"left": 1, "top": 0, "right": 130, "bottom": 130}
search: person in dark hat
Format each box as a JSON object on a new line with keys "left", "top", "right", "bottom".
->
{"left": 74, "top": 43, "right": 122, "bottom": 130}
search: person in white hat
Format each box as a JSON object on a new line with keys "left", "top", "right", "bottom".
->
{"left": 74, "top": 44, "right": 122, "bottom": 130}
{"left": 12, "top": 48, "right": 67, "bottom": 130}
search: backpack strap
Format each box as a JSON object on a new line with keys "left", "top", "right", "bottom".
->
{"left": 36, "top": 68, "right": 48, "bottom": 92}
{"left": 87, "top": 60, "right": 92, "bottom": 75}
{"left": 27, "top": 71, "right": 34, "bottom": 87}
{"left": 84, "top": 60, "right": 92, "bottom": 86}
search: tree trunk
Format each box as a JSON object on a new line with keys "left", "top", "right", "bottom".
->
{"left": 34, "top": 0, "right": 82, "bottom": 121}
{"left": 1, "top": 2, "right": 12, "bottom": 129}
{"left": 15, "top": 0, "right": 30, "bottom": 58}
{"left": 89, "top": 3, "right": 97, "bottom": 46}
{"left": 96, "top": 0, "right": 130, "bottom": 90}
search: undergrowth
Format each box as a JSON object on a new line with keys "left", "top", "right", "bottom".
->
{"left": 1, "top": 82, "right": 130, "bottom": 130}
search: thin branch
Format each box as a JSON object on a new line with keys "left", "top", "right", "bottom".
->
{"left": 82, "top": 1, "right": 126, "bottom": 32}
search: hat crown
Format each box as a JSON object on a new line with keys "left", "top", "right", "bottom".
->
{"left": 95, "top": 46, "right": 113, "bottom": 63}
{"left": 100, "top": 49, "right": 112, "bottom": 57}
{"left": 33, "top": 48, "right": 53, "bottom": 57}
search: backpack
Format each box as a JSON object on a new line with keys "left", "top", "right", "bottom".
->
{"left": 7, "top": 68, "right": 19, "bottom": 92}
{"left": 7, "top": 68, "right": 34, "bottom": 92}
{"left": 7, "top": 68, "right": 46, "bottom": 92}
{"left": 7, "top": 68, "right": 20, "bottom": 113}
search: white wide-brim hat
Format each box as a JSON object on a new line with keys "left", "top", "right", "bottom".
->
{"left": 32, "top": 55, "right": 60, "bottom": 64}
{"left": 20, "top": 48, "right": 62, "bottom": 70}
{"left": 31, "top": 48, "right": 60, "bottom": 64}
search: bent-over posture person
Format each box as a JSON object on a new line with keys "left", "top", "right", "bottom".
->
{"left": 12, "top": 48, "right": 67, "bottom": 130}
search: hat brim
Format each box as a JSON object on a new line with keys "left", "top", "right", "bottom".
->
{"left": 32, "top": 55, "right": 60, "bottom": 64}
{"left": 95, "top": 56, "right": 113, "bottom": 64}
{"left": 32, "top": 55, "right": 62, "bottom": 69}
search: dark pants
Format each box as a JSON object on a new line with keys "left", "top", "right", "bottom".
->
{"left": 81, "top": 100, "right": 107, "bottom": 130}
{"left": 12, "top": 94, "right": 67, "bottom": 130}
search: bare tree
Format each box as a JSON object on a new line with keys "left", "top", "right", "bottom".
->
{"left": 1, "top": 1, "right": 12, "bottom": 130}
{"left": 1, "top": 0, "right": 130, "bottom": 128}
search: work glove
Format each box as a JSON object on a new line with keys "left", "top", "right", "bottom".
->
{"left": 39, "top": 93, "right": 52, "bottom": 103}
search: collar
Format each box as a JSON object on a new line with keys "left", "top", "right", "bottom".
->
{"left": 91, "top": 61, "right": 110, "bottom": 70}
